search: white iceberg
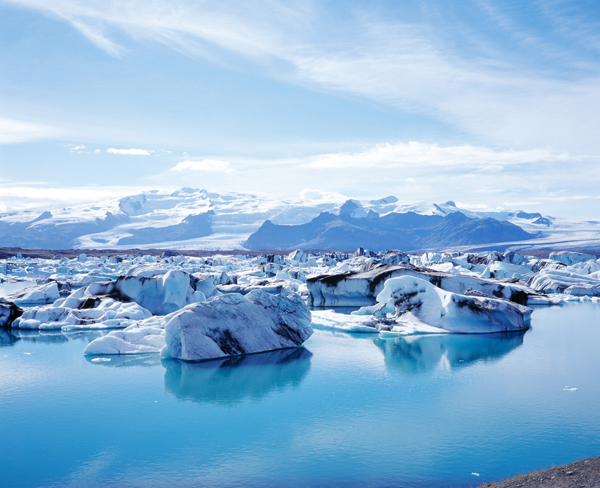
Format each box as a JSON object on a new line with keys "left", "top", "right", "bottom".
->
{"left": 372, "top": 276, "right": 531, "bottom": 334}
{"left": 307, "top": 263, "right": 536, "bottom": 307}
{"left": 84, "top": 316, "right": 166, "bottom": 355}
{"left": 163, "top": 289, "right": 313, "bottom": 361}
{"left": 528, "top": 269, "right": 600, "bottom": 296}
{"left": 312, "top": 276, "right": 531, "bottom": 335}
{"left": 12, "top": 298, "right": 152, "bottom": 330}
{"left": 8, "top": 281, "right": 60, "bottom": 305}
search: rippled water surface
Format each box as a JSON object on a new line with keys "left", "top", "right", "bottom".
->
{"left": 1, "top": 304, "right": 600, "bottom": 487}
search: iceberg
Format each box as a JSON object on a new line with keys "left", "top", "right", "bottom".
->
{"left": 84, "top": 316, "right": 166, "bottom": 355}
{"left": 163, "top": 289, "right": 312, "bottom": 361}
{"left": 0, "top": 299, "right": 23, "bottom": 328}
{"left": 370, "top": 276, "right": 531, "bottom": 334}
{"left": 307, "top": 263, "right": 536, "bottom": 307}
{"left": 549, "top": 251, "right": 597, "bottom": 266}
{"left": 8, "top": 281, "right": 60, "bottom": 305}
{"left": 12, "top": 299, "right": 152, "bottom": 330}
{"left": 312, "top": 276, "right": 531, "bottom": 335}
{"left": 528, "top": 269, "right": 600, "bottom": 295}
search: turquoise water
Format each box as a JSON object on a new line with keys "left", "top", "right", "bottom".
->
{"left": 1, "top": 304, "right": 600, "bottom": 487}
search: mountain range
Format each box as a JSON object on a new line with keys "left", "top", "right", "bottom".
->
{"left": 0, "top": 188, "right": 598, "bottom": 252}
{"left": 244, "top": 202, "right": 535, "bottom": 251}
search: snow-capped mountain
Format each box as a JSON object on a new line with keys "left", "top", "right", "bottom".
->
{"left": 1, "top": 188, "right": 599, "bottom": 251}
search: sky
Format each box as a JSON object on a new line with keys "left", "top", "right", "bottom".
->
{"left": 1, "top": 0, "right": 600, "bottom": 218}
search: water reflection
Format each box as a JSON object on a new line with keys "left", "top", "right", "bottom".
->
{"left": 374, "top": 331, "right": 526, "bottom": 374}
{"left": 163, "top": 347, "right": 313, "bottom": 404}
{"left": 12, "top": 329, "right": 104, "bottom": 345}
{"left": 85, "top": 354, "right": 162, "bottom": 368}
{"left": 0, "top": 328, "right": 19, "bottom": 346}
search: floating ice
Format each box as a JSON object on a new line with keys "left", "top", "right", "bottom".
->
{"left": 163, "top": 290, "right": 312, "bottom": 361}
{"left": 0, "top": 248, "right": 598, "bottom": 357}
{"left": 8, "top": 281, "right": 60, "bottom": 305}
{"left": 307, "top": 263, "right": 536, "bottom": 307}
{"left": 84, "top": 317, "right": 166, "bottom": 355}
{"left": 313, "top": 277, "right": 530, "bottom": 335}
{"left": 373, "top": 276, "right": 531, "bottom": 333}
{"left": 529, "top": 269, "right": 600, "bottom": 296}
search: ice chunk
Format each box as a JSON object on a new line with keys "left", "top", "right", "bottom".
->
{"left": 529, "top": 269, "right": 600, "bottom": 296}
{"left": 79, "top": 270, "right": 205, "bottom": 315}
{"left": 163, "top": 289, "right": 312, "bottom": 361}
{"left": 549, "top": 251, "right": 596, "bottom": 266}
{"left": 373, "top": 276, "right": 531, "bottom": 333}
{"left": 12, "top": 298, "right": 152, "bottom": 330}
{"left": 288, "top": 249, "right": 308, "bottom": 263}
{"left": 310, "top": 310, "right": 380, "bottom": 333}
{"left": 8, "top": 281, "right": 60, "bottom": 305}
{"left": 84, "top": 316, "right": 166, "bottom": 355}
{"left": 0, "top": 299, "right": 23, "bottom": 327}
{"left": 307, "top": 263, "right": 536, "bottom": 307}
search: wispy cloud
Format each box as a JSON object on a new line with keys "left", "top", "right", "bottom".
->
{"left": 0, "top": 116, "right": 59, "bottom": 144}
{"left": 171, "top": 159, "right": 234, "bottom": 173}
{"left": 68, "top": 18, "right": 125, "bottom": 57}
{"left": 107, "top": 148, "right": 150, "bottom": 155}
{"left": 306, "top": 141, "right": 577, "bottom": 169}
{"left": 4, "top": 1, "right": 600, "bottom": 151}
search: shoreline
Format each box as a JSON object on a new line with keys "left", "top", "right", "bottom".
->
{"left": 477, "top": 456, "right": 600, "bottom": 487}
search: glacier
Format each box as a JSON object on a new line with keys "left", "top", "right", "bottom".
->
{"left": 3, "top": 188, "right": 600, "bottom": 252}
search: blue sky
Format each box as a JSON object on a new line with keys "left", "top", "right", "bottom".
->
{"left": 1, "top": 0, "right": 600, "bottom": 217}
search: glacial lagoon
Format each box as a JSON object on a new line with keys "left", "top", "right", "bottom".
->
{"left": 1, "top": 303, "right": 599, "bottom": 488}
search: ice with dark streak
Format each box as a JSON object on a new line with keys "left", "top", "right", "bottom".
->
{"left": 162, "top": 289, "right": 312, "bottom": 361}
{"left": 306, "top": 262, "right": 535, "bottom": 307}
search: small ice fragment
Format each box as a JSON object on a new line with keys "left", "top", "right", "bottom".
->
{"left": 472, "top": 473, "right": 480, "bottom": 477}
{"left": 91, "top": 358, "right": 111, "bottom": 363}
{"left": 23, "top": 352, "right": 31, "bottom": 355}
{"left": 563, "top": 386, "right": 577, "bottom": 391}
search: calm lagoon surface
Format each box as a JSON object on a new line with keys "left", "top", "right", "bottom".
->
{"left": 1, "top": 303, "right": 599, "bottom": 488}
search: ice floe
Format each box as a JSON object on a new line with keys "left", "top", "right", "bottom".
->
{"left": 313, "top": 276, "right": 531, "bottom": 335}
{"left": 162, "top": 290, "right": 312, "bottom": 361}
{"left": 1, "top": 247, "right": 599, "bottom": 360}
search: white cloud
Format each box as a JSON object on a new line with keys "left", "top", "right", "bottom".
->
{"left": 171, "top": 159, "right": 234, "bottom": 173}
{"left": 107, "top": 148, "right": 151, "bottom": 155}
{"left": 71, "top": 144, "right": 85, "bottom": 151}
{"left": 306, "top": 141, "right": 577, "bottom": 169}
{"left": 0, "top": 185, "right": 150, "bottom": 213}
{"left": 299, "top": 189, "right": 346, "bottom": 201}
{"left": 0, "top": 116, "right": 59, "bottom": 144}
